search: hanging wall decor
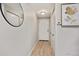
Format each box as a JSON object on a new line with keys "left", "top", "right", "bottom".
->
{"left": 0, "top": 3, "right": 24, "bottom": 27}
{"left": 61, "top": 3, "right": 79, "bottom": 26}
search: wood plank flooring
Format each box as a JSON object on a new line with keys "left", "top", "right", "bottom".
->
{"left": 32, "top": 40, "right": 54, "bottom": 56}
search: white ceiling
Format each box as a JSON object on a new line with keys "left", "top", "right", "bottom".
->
{"left": 22, "top": 3, "right": 55, "bottom": 18}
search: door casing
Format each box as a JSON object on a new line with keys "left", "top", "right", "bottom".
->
{"left": 37, "top": 18, "right": 51, "bottom": 41}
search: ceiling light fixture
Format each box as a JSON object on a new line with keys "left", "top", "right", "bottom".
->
{"left": 39, "top": 10, "right": 48, "bottom": 15}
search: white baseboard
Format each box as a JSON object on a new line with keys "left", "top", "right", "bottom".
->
{"left": 27, "top": 40, "right": 39, "bottom": 56}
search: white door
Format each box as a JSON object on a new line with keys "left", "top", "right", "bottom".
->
{"left": 38, "top": 19, "right": 49, "bottom": 40}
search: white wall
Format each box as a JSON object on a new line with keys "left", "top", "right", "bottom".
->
{"left": 55, "top": 4, "right": 79, "bottom": 56}
{"left": 0, "top": 3, "right": 37, "bottom": 56}
{"left": 50, "top": 11, "right": 55, "bottom": 55}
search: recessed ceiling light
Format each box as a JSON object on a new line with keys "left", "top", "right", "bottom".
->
{"left": 39, "top": 10, "right": 48, "bottom": 15}
{"left": 40, "top": 12, "right": 46, "bottom": 15}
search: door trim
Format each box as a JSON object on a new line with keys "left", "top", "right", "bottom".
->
{"left": 37, "top": 18, "right": 50, "bottom": 41}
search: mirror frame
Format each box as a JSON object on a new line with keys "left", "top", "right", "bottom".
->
{"left": 0, "top": 3, "right": 24, "bottom": 27}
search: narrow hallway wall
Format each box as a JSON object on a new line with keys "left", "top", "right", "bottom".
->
{"left": 50, "top": 4, "right": 55, "bottom": 55}
{"left": 50, "top": 11, "right": 55, "bottom": 52}
{"left": 55, "top": 4, "right": 79, "bottom": 56}
{"left": 0, "top": 3, "right": 37, "bottom": 56}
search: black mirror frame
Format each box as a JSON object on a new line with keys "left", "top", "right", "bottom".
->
{"left": 0, "top": 3, "right": 24, "bottom": 27}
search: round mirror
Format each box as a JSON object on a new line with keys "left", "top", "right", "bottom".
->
{"left": 0, "top": 3, "right": 24, "bottom": 27}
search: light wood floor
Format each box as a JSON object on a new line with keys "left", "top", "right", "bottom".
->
{"left": 32, "top": 40, "right": 54, "bottom": 56}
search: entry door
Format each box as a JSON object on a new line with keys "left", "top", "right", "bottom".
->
{"left": 38, "top": 19, "right": 49, "bottom": 40}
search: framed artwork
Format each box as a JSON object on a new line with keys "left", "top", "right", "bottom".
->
{"left": 61, "top": 3, "right": 79, "bottom": 26}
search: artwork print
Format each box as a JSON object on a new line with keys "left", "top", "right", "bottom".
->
{"left": 62, "top": 4, "right": 79, "bottom": 26}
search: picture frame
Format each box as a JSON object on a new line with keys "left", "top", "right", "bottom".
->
{"left": 61, "top": 3, "right": 79, "bottom": 26}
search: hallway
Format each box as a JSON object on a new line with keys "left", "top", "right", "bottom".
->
{"left": 0, "top": 3, "right": 55, "bottom": 56}
{"left": 32, "top": 40, "right": 53, "bottom": 56}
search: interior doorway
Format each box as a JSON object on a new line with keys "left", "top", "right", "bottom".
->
{"left": 38, "top": 18, "right": 50, "bottom": 40}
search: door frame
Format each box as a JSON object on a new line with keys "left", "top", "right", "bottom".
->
{"left": 37, "top": 17, "right": 51, "bottom": 41}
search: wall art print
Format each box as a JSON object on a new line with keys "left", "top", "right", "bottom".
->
{"left": 62, "top": 3, "right": 79, "bottom": 26}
